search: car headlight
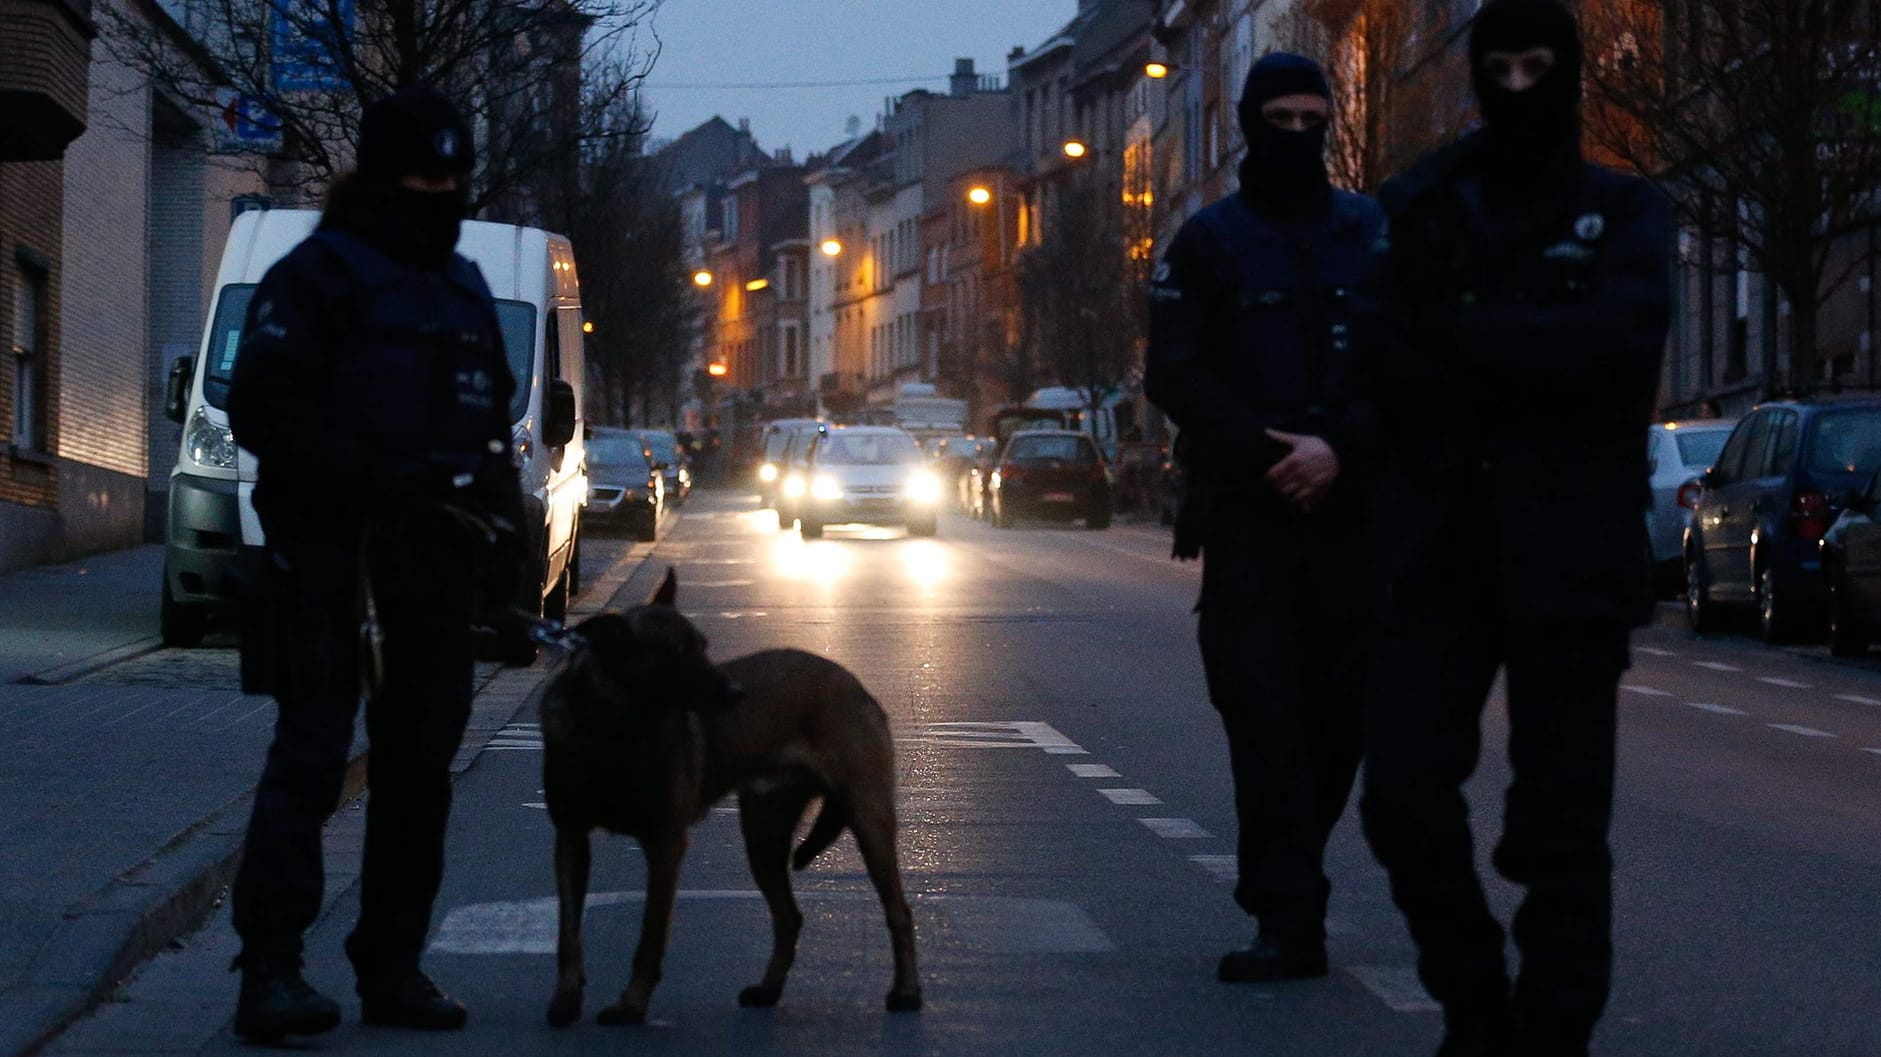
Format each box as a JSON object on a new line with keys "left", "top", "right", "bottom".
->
{"left": 758, "top": 462, "right": 778, "bottom": 483}
{"left": 783, "top": 474, "right": 806, "bottom": 498}
{"left": 811, "top": 475, "right": 844, "bottom": 501}
{"left": 908, "top": 471, "right": 941, "bottom": 503}
{"left": 183, "top": 408, "right": 238, "bottom": 470}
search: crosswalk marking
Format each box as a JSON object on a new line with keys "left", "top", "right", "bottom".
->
{"left": 1621, "top": 685, "right": 1674, "bottom": 697}
{"left": 1768, "top": 724, "right": 1837, "bottom": 738}
{"left": 904, "top": 721, "right": 1087, "bottom": 754}
{"left": 1691, "top": 661, "right": 1741, "bottom": 672}
{"left": 1138, "top": 818, "right": 1210, "bottom": 839}
{"left": 1067, "top": 764, "right": 1121, "bottom": 778}
{"left": 1189, "top": 854, "right": 1237, "bottom": 881}
{"left": 1098, "top": 788, "right": 1162, "bottom": 806}
{"left": 1837, "top": 694, "right": 1881, "bottom": 707}
{"left": 1685, "top": 702, "right": 1746, "bottom": 715}
{"left": 1758, "top": 677, "right": 1813, "bottom": 689}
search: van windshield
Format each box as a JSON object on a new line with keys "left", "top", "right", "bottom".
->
{"left": 817, "top": 433, "right": 921, "bottom": 465}
{"left": 199, "top": 285, "right": 534, "bottom": 424}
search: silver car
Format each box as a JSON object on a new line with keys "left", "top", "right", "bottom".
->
{"left": 1647, "top": 419, "right": 1735, "bottom": 582}
{"left": 793, "top": 426, "right": 943, "bottom": 539}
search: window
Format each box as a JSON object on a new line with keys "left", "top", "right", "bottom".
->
{"left": 722, "top": 196, "right": 739, "bottom": 241}
{"left": 1765, "top": 411, "right": 1798, "bottom": 476}
{"left": 1808, "top": 408, "right": 1881, "bottom": 476}
{"left": 11, "top": 266, "right": 48, "bottom": 451}
{"left": 1711, "top": 415, "right": 1757, "bottom": 485}
{"left": 784, "top": 326, "right": 800, "bottom": 377}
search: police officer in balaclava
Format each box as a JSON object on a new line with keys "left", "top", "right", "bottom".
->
{"left": 224, "top": 86, "right": 527, "bottom": 1041}
{"left": 1146, "top": 52, "right": 1387, "bottom": 984}
{"left": 1359, "top": 2, "right": 1672, "bottom": 1054}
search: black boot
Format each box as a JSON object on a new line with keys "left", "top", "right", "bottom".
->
{"left": 1217, "top": 932, "right": 1329, "bottom": 983}
{"left": 358, "top": 972, "right": 468, "bottom": 1030}
{"left": 231, "top": 955, "right": 341, "bottom": 1041}
{"left": 1434, "top": 1006, "right": 1515, "bottom": 1057}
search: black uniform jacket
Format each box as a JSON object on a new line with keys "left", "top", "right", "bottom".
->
{"left": 227, "top": 227, "right": 524, "bottom": 533}
{"left": 1373, "top": 133, "right": 1673, "bottom": 625}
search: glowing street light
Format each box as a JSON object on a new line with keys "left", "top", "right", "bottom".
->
{"left": 745, "top": 277, "right": 771, "bottom": 292}
{"left": 692, "top": 269, "right": 714, "bottom": 287}
{"left": 819, "top": 238, "right": 844, "bottom": 257}
{"left": 707, "top": 362, "right": 729, "bottom": 377}
{"left": 1062, "top": 140, "right": 1089, "bottom": 159}
{"left": 1145, "top": 61, "right": 1171, "bottom": 79}
{"left": 581, "top": 320, "right": 595, "bottom": 334}
{"left": 966, "top": 185, "right": 993, "bottom": 205}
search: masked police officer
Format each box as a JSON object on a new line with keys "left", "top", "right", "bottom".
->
{"left": 1359, "top": 2, "right": 1671, "bottom": 1054}
{"left": 1145, "top": 52, "right": 1385, "bottom": 984}
{"left": 223, "top": 87, "right": 527, "bottom": 1040}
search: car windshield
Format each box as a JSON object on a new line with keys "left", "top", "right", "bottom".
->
{"left": 589, "top": 433, "right": 650, "bottom": 470}
{"left": 1675, "top": 430, "right": 1730, "bottom": 469}
{"left": 639, "top": 432, "right": 679, "bottom": 466}
{"left": 1008, "top": 436, "right": 1095, "bottom": 462}
{"left": 200, "top": 286, "right": 536, "bottom": 424}
{"left": 1808, "top": 408, "right": 1881, "bottom": 476}
{"left": 818, "top": 433, "right": 921, "bottom": 465}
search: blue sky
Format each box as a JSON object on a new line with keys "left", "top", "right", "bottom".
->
{"left": 634, "top": 0, "right": 1073, "bottom": 161}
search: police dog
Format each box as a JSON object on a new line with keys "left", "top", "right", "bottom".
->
{"left": 538, "top": 568, "right": 921, "bottom": 1027}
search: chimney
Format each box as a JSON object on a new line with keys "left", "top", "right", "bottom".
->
{"left": 950, "top": 58, "right": 976, "bottom": 98}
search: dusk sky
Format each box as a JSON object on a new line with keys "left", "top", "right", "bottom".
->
{"left": 635, "top": 0, "right": 1075, "bottom": 161}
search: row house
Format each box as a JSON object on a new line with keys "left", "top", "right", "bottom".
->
{"left": 923, "top": 164, "right": 1023, "bottom": 428}
{"left": 700, "top": 162, "right": 810, "bottom": 423}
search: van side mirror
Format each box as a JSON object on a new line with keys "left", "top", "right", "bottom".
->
{"left": 164, "top": 356, "right": 194, "bottom": 424}
{"left": 544, "top": 379, "right": 577, "bottom": 449}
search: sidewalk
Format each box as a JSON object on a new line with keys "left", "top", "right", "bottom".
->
{"left": 0, "top": 538, "right": 652, "bottom": 1057}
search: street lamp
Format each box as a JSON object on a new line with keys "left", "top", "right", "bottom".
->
{"left": 820, "top": 238, "right": 843, "bottom": 257}
{"left": 707, "top": 362, "right": 729, "bottom": 378}
{"left": 745, "top": 277, "right": 770, "bottom": 292}
{"left": 1145, "top": 61, "right": 1171, "bottom": 79}
{"left": 966, "top": 185, "right": 993, "bottom": 205}
{"left": 693, "top": 269, "right": 714, "bottom": 287}
{"left": 1062, "top": 139, "right": 1090, "bottom": 159}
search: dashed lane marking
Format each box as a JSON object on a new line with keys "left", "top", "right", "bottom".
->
{"left": 1138, "top": 818, "right": 1211, "bottom": 839}
{"left": 1067, "top": 764, "right": 1121, "bottom": 778}
{"left": 486, "top": 723, "right": 542, "bottom": 751}
{"left": 1863, "top": 748, "right": 1881, "bottom": 756}
{"left": 1768, "top": 724, "right": 1838, "bottom": 738}
{"left": 1685, "top": 702, "right": 1747, "bottom": 715}
{"left": 905, "top": 721, "right": 1087, "bottom": 754}
{"left": 1635, "top": 646, "right": 1678, "bottom": 657}
{"left": 685, "top": 580, "right": 757, "bottom": 588}
{"left": 1190, "top": 855, "right": 1237, "bottom": 881}
{"left": 1758, "top": 677, "right": 1813, "bottom": 689}
{"left": 1621, "top": 685, "right": 1674, "bottom": 697}
{"left": 1837, "top": 694, "right": 1881, "bottom": 707}
{"left": 1098, "top": 788, "right": 1163, "bottom": 806}
{"left": 1347, "top": 966, "right": 1441, "bottom": 1013}
{"left": 1690, "top": 661, "right": 1741, "bottom": 672}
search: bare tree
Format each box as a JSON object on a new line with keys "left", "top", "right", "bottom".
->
{"left": 1018, "top": 177, "right": 1145, "bottom": 430}
{"left": 1279, "top": 0, "right": 1410, "bottom": 192}
{"left": 1582, "top": 0, "right": 1881, "bottom": 391}
{"left": 107, "top": 0, "right": 659, "bottom": 213}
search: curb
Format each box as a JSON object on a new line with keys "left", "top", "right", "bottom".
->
{"left": 2, "top": 536, "right": 658, "bottom": 1057}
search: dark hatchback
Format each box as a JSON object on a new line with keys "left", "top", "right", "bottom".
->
{"left": 988, "top": 429, "right": 1112, "bottom": 530}
{"left": 1686, "top": 396, "right": 1881, "bottom": 641}
{"left": 1816, "top": 466, "right": 1881, "bottom": 655}
{"left": 583, "top": 427, "right": 664, "bottom": 541}
{"left": 634, "top": 429, "right": 691, "bottom": 507}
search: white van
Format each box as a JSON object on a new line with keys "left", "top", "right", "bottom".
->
{"left": 160, "top": 208, "right": 588, "bottom": 646}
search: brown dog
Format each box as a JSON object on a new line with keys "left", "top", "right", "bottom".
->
{"left": 537, "top": 568, "right": 921, "bottom": 1027}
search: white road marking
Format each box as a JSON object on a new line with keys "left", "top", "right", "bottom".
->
{"left": 1767, "top": 724, "right": 1838, "bottom": 738}
{"left": 1348, "top": 966, "right": 1441, "bottom": 1013}
{"left": 686, "top": 580, "right": 756, "bottom": 588}
{"left": 1138, "top": 818, "right": 1211, "bottom": 839}
{"left": 1758, "top": 677, "right": 1813, "bottom": 689}
{"left": 1836, "top": 694, "right": 1881, "bottom": 707}
{"left": 683, "top": 559, "right": 757, "bottom": 564}
{"left": 1190, "top": 854, "right": 1237, "bottom": 881}
{"left": 1690, "top": 661, "right": 1741, "bottom": 672}
{"left": 713, "top": 611, "right": 769, "bottom": 618}
{"left": 1685, "top": 702, "right": 1747, "bottom": 715}
{"left": 906, "top": 721, "right": 1087, "bottom": 754}
{"left": 1621, "top": 685, "right": 1674, "bottom": 697}
{"left": 1067, "top": 764, "right": 1121, "bottom": 778}
{"left": 1635, "top": 646, "right": 1678, "bottom": 657}
{"left": 431, "top": 892, "right": 1114, "bottom": 955}
{"left": 1863, "top": 748, "right": 1881, "bottom": 756}
{"left": 486, "top": 741, "right": 543, "bottom": 749}
{"left": 523, "top": 802, "right": 546, "bottom": 810}
{"left": 1098, "top": 788, "right": 1163, "bottom": 806}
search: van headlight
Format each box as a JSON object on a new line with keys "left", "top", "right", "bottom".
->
{"left": 783, "top": 474, "right": 806, "bottom": 498}
{"left": 811, "top": 475, "right": 844, "bottom": 501}
{"left": 183, "top": 408, "right": 238, "bottom": 470}
{"left": 758, "top": 462, "right": 778, "bottom": 483}
{"left": 908, "top": 471, "right": 941, "bottom": 503}
{"left": 511, "top": 426, "right": 533, "bottom": 468}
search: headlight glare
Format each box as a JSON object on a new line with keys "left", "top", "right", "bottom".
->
{"left": 908, "top": 471, "right": 941, "bottom": 503}
{"left": 783, "top": 474, "right": 806, "bottom": 498}
{"left": 758, "top": 462, "right": 778, "bottom": 483}
{"left": 811, "top": 475, "right": 844, "bottom": 501}
{"left": 184, "top": 408, "right": 238, "bottom": 470}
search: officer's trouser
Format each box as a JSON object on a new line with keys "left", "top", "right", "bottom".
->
{"left": 1196, "top": 506, "right": 1365, "bottom": 943}
{"left": 232, "top": 511, "right": 477, "bottom": 981}
{"left": 1359, "top": 601, "right": 1627, "bottom": 1045}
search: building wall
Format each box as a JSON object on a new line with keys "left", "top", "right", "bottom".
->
{"left": 0, "top": 158, "right": 68, "bottom": 571}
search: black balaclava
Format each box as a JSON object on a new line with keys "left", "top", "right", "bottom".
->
{"left": 327, "top": 86, "right": 475, "bottom": 267}
{"left": 1236, "top": 52, "right": 1333, "bottom": 217}
{"left": 1469, "top": 0, "right": 1584, "bottom": 179}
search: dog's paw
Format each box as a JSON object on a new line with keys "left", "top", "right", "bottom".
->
{"left": 885, "top": 987, "right": 923, "bottom": 1013}
{"left": 596, "top": 1000, "right": 648, "bottom": 1026}
{"left": 738, "top": 984, "right": 783, "bottom": 1008}
{"left": 546, "top": 990, "right": 582, "bottom": 1028}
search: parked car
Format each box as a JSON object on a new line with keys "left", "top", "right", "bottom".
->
{"left": 1646, "top": 420, "right": 1736, "bottom": 592}
{"left": 792, "top": 426, "right": 942, "bottom": 539}
{"left": 633, "top": 428, "right": 691, "bottom": 507}
{"left": 1685, "top": 396, "right": 1881, "bottom": 641}
{"left": 756, "top": 418, "right": 823, "bottom": 510}
{"left": 161, "top": 208, "right": 587, "bottom": 647}
{"left": 1819, "top": 469, "right": 1881, "bottom": 655}
{"left": 988, "top": 429, "right": 1113, "bottom": 530}
{"left": 584, "top": 427, "right": 663, "bottom": 541}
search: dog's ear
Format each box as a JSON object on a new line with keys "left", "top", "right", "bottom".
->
{"left": 647, "top": 567, "right": 677, "bottom": 608}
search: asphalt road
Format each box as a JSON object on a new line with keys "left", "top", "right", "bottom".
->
{"left": 41, "top": 490, "right": 1881, "bottom": 1057}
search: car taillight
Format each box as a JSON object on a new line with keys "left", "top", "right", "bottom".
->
{"left": 1793, "top": 491, "right": 1830, "bottom": 540}
{"left": 1089, "top": 462, "right": 1108, "bottom": 482}
{"left": 1676, "top": 480, "right": 1703, "bottom": 511}
{"left": 999, "top": 464, "right": 1025, "bottom": 482}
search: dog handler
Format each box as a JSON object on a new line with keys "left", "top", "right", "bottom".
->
{"left": 1144, "top": 52, "right": 1386, "bottom": 983}
{"left": 1360, "top": 2, "right": 1672, "bottom": 1053}
{"left": 223, "top": 87, "right": 527, "bottom": 1040}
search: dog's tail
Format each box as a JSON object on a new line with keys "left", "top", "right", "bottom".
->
{"left": 792, "top": 796, "right": 848, "bottom": 871}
